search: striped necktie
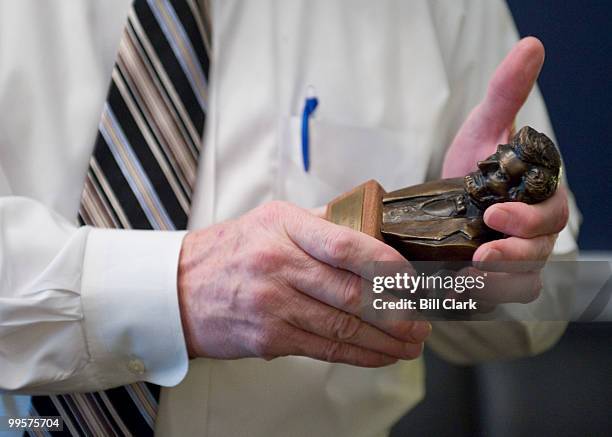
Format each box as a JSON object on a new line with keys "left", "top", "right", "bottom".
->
{"left": 30, "top": 0, "right": 210, "bottom": 435}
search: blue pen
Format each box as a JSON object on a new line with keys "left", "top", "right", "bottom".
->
{"left": 301, "top": 87, "right": 318, "bottom": 172}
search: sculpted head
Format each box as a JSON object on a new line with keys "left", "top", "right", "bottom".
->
{"left": 464, "top": 126, "right": 561, "bottom": 207}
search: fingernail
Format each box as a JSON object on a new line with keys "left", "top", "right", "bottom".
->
{"left": 535, "top": 275, "right": 544, "bottom": 291}
{"left": 475, "top": 247, "right": 503, "bottom": 263}
{"left": 485, "top": 207, "right": 510, "bottom": 232}
{"left": 404, "top": 343, "right": 425, "bottom": 360}
{"left": 525, "top": 41, "right": 545, "bottom": 75}
{"left": 410, "top": 321, "right": 432, "bottom": 343}
{"left": 381, "top": 355, "right": 399, "bottom": 365}
{"left": 403, "top": 342, "right": 424, "bottom": 360}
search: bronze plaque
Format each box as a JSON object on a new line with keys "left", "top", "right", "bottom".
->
{"left": 329, "top": 188, "right": 364, "bottom": 232}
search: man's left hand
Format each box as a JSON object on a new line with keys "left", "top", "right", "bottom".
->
{"left": 441, "top": 37, "right": 569, "bottom": 303}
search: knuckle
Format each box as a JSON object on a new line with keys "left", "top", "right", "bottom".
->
{"left": 322, "top": 340, "right": 346, "bottom": 363}
{"left": 324, "top": 230, "right": 356, "bottom": 265}
{"left": 252, "top": 326, "right": 277, "bottom": 359}
{"left": 329, "top": 311, "right": 362, "bottom": 342}
{"left": 255, "top": 201, "right": 292, "bottom": 225}
{"left": 249, "top": 247, "right": 284, "bottom": 274}
{"left": 248, "top": 286, "right": 277, "bottom": 312}
{"left": 340, "top": 274, "right": 363, "bottom": 312}
{"left": 266, "top": 200, "right": 291, "bottom": 213}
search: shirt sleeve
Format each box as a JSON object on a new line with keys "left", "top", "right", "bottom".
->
{"left": 425, "top": 0, "right": 581, "bottom": 363}
{"left": 0, "top": 196, "right": 189, "bottom": 394}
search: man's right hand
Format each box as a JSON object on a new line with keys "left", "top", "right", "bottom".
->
{"left": 177, "top": 201, "right": 431, "bottom": 367}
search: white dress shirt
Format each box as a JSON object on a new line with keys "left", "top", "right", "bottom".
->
{"left": 0, "top": 1, "right": 580, "bottom": 436}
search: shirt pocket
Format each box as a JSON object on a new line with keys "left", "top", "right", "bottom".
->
{"left": 276, "top": 116, "right": 430, "bottom": 208}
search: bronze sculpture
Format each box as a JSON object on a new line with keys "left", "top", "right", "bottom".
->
{"left": 326, "top": 126, "right": 561, "bottom": 261}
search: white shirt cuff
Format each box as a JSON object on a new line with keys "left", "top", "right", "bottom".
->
{"left": 80, "top": 228, "right": 189, "bottom": 388}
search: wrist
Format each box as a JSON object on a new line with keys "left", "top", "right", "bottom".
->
{"left": 178, "top": 231, "right": 199, "bottom": 359}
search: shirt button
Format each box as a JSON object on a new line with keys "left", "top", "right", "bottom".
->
{"left": 128, "top": 358, "right": 146, "bottom": 375}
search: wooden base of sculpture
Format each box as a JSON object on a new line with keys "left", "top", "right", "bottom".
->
{"left": 325, "top": 180, "right": 385, "bottom": 241}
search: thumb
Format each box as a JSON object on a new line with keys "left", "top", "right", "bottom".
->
{"left": 443, "top": 37, "right": 545, "bottom": 178}
{"left": 478, "top": 36, "right": 545, "bottom": 135}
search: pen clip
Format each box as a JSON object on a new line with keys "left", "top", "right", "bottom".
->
{"left": 301, "top": 88, "right": 318, "bottom": 172}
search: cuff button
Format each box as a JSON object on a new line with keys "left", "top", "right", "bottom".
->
{"left": 128, "top": 358, "right": 146, "bottom": 375}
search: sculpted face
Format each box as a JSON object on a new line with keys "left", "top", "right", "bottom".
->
{"left": 465, "top": 145, "right": 529, "bottom": 204}
{"left": 464, "top": 127, "right": 561, "bottom": 207}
